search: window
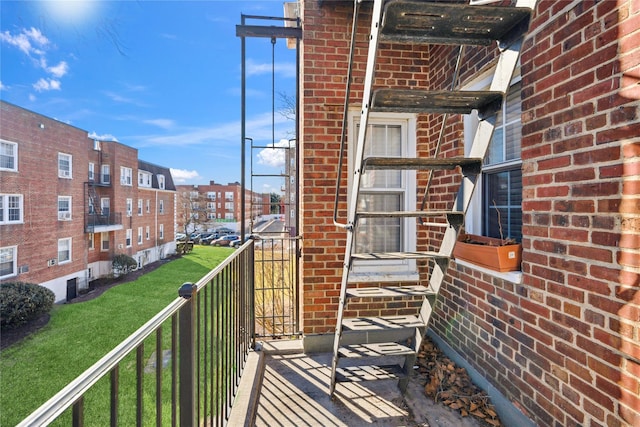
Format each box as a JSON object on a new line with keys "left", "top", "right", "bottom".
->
{"left": 126, "top": 198, "right": 133, "bottom": 217}
{"left": 88, "top": 197, "right": 95, "bottom": 214}
{"left": 58, "top": 238, "right": 71, "bottom": 264}
{"left": 0, "top": 246, "right": 17, "bottom": 279}
{"left": 208, "top": 202, "right": 216, "bottom": 210}
{"left": 159, "top": 199, "right": 164, "bottom": 214}
{"left": 101, "top": 233, "right": 109, "bottom": 251}
{"left": 101, "top": 198, "right": 110, "bottom": 216}
{"left": 138, "top": 171, "right": 152, "bottom": 187}
{"left": 225, "top": 192, "right": 234, "bottom": 201}
{"left": 207, "top": 192, "right": 216, "bottom": 200}
{"left": 159, "top": 224, "right": 164, "bottom": 240}
{"left": 225, "top": 213, "right": 234, "bottom": 220}
{"left": 207, "top": 213, "right": 216, "bottom": 220}
{"left": 0, "top": 194, "right": 23, "bottom": 224}
{"left": 120, "top": 167, "right": 133, "bottom": 186}
{"left": 88, "top": 233, "right": 94, "bottom": 250}
{"left": 0, "top": 141, "right": 17, "bottom": 171}
{"left": 348, "top": 113, "right": 417, "bottom": 280}
{"left": 137, "top": 227, "right": 143, "bottom": 245}
{"left": 126, "top": 229, "right": 132, "bottom": 247}
{"left": 145, "top": 225, "right": 150, "bottom": 240}
{"left": 88, "top": 163, "right": 95, "bottom": 181}
{"left": 146, "top": 199, "right": 150, "bottom": 213}
{"left": 157, "top": 174, "right": 165, "bottom": 189}
{"left": 225, "top": 202, "right": 234, "bottom": 211}
{"left": 58, "top": 153, "right": 72, "bottom": 178}
{"left": 483, "top": 82, "right": 522, "bottom": 241}
{"left": 137, "top": 199, "right": 143, "bottom": 216}
{"left": 465, "top": 79, "right": 522, "bottom": 243}
{"left": 101, "top": 164, "right": 111, "bottom": 184}
{"left": 58, "top": 196, "right": 72, "bottom": 221}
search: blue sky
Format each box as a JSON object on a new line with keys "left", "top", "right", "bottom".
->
{"left": 0, "top": 1, "right": 297, "bottom": 188}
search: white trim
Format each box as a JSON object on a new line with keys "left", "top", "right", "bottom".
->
{"left": 58, "top": 152, "right": 72, "bottom": 179}
{"left": 57, "top": 238, "right": 72, "bottom": 264}
{"left": 0, "top": 245, "right": 18, "bottom": 279}
{"left": 0, "top": 140, "right": 18, "bottom": 172}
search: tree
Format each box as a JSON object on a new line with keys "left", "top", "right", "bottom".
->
{"left": 270, "top": 192, "right": 282, "bottom": 214}
{"left": 178, "top": 190, "right": 207, "bottom": 234}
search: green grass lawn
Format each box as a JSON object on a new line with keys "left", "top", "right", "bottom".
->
{"left": 0, "top": 246, "right": 234, "bottom": 427}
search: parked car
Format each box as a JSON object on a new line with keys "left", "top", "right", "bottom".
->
{"left": 199, "top": 232, "right": 215, "bottom": 244}
{"left": 175, "top": 233, "right": 187, "bottom": 241}
{"left": 189, "top": 233, "right": 201, "bottom": 244}
{"left": 215, "top": 227, "right": 235, "bottom": 236}
{"left": 210, "top": 235, "right": 240, "bottom": 247}
{"left": 231, "top": 234, "right": 255, "bottom": 248}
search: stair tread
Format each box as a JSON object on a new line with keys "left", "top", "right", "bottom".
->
{"left": 363, "top": 157, "right": 481, "bottom": 170}
{"left": 347, "top": 284, "right": 433, "bottom": 298}
{"left": 381, "top": 1, "right": 532, "bottom": 45}
{"left": 372, "top": 89, "right": 503, "bottom": 114}
{"left": 339, "top": 342, "right": 415, "bottom": 358}
{"left": 356, "top": 210, "right": 463, "bottom": 218}
{"left": 351, "top": 251, "right": 448, "bottom": 261}
{"left": 342, "top": 315, "right": 426, "bottom": 331}
{"left": 335, "top": 364, "right": 405, "bottom": 383}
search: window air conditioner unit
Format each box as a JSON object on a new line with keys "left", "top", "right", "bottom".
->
{"left": 48, "top": 259, "right": 57, "bottom": 267}
{"left": 58, "top": 212, "right": 71, "bottom": 220}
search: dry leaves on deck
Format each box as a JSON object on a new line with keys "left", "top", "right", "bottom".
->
{"left": 416, "top": 337, "right": 503, "bottom": 427}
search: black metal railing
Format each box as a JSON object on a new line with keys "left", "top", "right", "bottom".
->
{"left": 85, "top": 212, "right": 122, "bottom": 231}
{"left": 17, "top": 242, "right": 255, "bottom": 427}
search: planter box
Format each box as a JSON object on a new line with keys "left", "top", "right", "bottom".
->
{"left": 452, "top": 233, "right": 522, "bottom": 272}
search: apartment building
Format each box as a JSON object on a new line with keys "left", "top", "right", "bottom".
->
{"left": 175, "top": 181, "right": 270, "bottom": 234}
{"left": 0, "top": 101, "right": 176, "bottom": 302}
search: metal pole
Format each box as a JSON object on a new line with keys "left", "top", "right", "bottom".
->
{"left": 240, "top": 14, "right": 247, "bottom": 241}
{"left": 178, "top": 283, "right": 196, "bottom": 427}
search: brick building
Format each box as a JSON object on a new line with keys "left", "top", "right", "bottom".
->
{"left": 175, "top": 181, "right": 270, "bottom": 234}
{"left": 0, "top": 101, "right": 176, "bottom": 302}
{"left": 297, "top": 1, "right": 639, "bottom": 426}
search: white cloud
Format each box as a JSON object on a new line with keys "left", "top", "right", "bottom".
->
{"left": 47, "top": 61, "right": 69, "bottom": 78}
{"left": 0, "top": 81, "right": 6, "bottom": 91}
{"left": 170, "top": 168, "right": 201, "bottom": 183}
{"left": 33, "top": 78, "right": 61, "bottom": 92}
{"left": 0, "top": 27, "right": 49, "bottom": 56}
{"left": 246, "top": 59, "right": 297, "bottom": 78}
{"left": 257, "top": 139, "right": 295, "bottom": 168}
{"left": 143, "top": 118, "right": 175, "bottom": 129}
{"left": 88, "top": 131, "right": 119, "bottom": 142}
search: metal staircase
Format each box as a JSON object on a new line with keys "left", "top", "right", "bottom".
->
{"left": 330, "top": 0, "right": 536, "bottom": 395}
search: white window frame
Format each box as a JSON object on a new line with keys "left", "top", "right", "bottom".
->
{"left": 137, "top": 199, "right": 143, "bottom": 216}
{"left": 88, "top": 162, "right": 95, "bottom": 181}
{"left": 347, "top": 111, "right": 418, "bottom": 281}
{"left": 137, "top": 227, "right": 143, "bottom": 245}
{"left": 138, "top": 171, "right": 152, "bottom": 187}
{"left": 159, "top": 224, "right": 164, "bottom": 240}
{"left": 0, "top": 246, "right": 17, "bottom": 279}
{"left": 0, "top": 140, "right": 18, "bottom": 172}
{"left": 101, "top": 198, "right": 110, "bottom": 216}
{"left": 145, "top": 225, "right": 150, "bottom": 240}
{"left": 159, "top": 199, "right": 164, "bottom": 214}
{"left": 58, "top": 238, "right": 72, "bottom": 264}
{"left": 88, "top": 233, "right": 95, "bottom": 250}
{"left": 120, "top": 167, "right": 133, "bottom": 186}
{"left": 126, "top": 198, "right": 133, "bottom": 217}
{"left": 146, "top": 199, "right": 150, "bottom": 213}
{"left": 157, "top": 174, "right": 165, "bottom": 189}
{"left": 101, "top": 232, "right": 110, "bottom": 251}
{"left": 58, "top": 196, "right": 72, "bottom": 221}
{"left": 0, "top": 194, "right": 24, "bottom": 224}
{"left": 58, "top": 153, "right": 72, "bottom": 179}
{"left": 101, "top": 164, "right": 111, "bottom": 184}
{"left": 126, "top": 229, "right": 132, "bottom": 247}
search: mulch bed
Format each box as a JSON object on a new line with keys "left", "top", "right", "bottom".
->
{"left": 0, "top": 257, "right": 176, "bottom": 351}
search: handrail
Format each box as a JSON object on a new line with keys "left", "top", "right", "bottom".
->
{"left": 333, "top": 0, "right": 362, "bottom": 229}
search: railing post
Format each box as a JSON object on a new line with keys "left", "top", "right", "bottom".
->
{"left": 178, "top": 282, "right": 197, "bottom": 427}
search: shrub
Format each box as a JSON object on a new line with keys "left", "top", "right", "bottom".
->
{"left": 112, "top": 254, "right": 137, "bottom": 277}
{"left": 0, "top": 282, "right": 55, "bottom": 330}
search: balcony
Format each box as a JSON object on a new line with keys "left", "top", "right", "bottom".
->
{"left": 88, "top": 173, "right": 112, "bottom": 186}
{"left": 85, "top": 212, "right": 123, "bottom": 233}
{"left": 16, "top": 240, "right": 458, "bottom": 427}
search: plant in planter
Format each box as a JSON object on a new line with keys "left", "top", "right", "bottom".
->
{"left": 452, "top": 204, "right": 522, "bottom": 272}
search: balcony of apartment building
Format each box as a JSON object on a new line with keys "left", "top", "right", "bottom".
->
{"left": 84, "top": 177, "right": 122, "bottom": 233}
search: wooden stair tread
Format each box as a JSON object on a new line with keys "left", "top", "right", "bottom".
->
{"left": 342, "top": 315, "right": 426, "bottom": 331}
{"left": 339, "top": 342, "right": 415, "bottom": 358}
{"left": 335, "top": 364, "right": 405, "bottom": 383}
{"left": 347, "top": 285, "right": 433, "bottom": 298}
{"left": 362, "top": 157, "right": 482, "bottom": 172}
{"left": 351, "top": 251, "right": 448, "bottom": 261}
{"left": 381, "top": 1, "right": 532, "bottom": 46}
{"left": 371, "top": 89, "right": 503, "bottom": 115}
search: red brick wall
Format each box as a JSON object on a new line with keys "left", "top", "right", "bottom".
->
{"left": 430, "top": 1, "right": 640, "bottom": 426}
{"left": 300, "top": 0, "right": 639, "bottom": 425}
